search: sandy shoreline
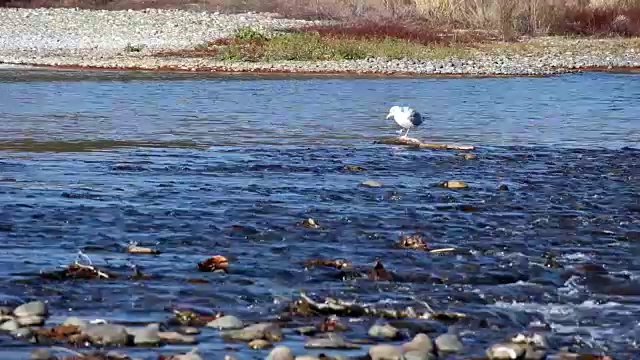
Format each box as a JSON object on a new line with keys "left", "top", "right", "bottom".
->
{"left": 1, "top": 8, "right": 640, "bottom": 77}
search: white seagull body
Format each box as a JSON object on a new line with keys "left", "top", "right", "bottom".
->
{"left": 385, "top": 105, "right": 423, "bottom": 138}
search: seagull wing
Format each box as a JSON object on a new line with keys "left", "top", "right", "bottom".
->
{"left": 409, "top": 109, "right": 423, "bottom": 126}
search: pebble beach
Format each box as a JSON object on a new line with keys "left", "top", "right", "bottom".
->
{"left": 1, "top": 7, "right": 639, "bottom": 76}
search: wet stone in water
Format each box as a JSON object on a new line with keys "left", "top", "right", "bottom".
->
{"left": 132, "top": 323, "right": 161, "bottom": 346}
{"left": 63, "top": 316, "right": 89, "bottom": 329}
{"left": 206, "top": 315, "right": 244, "bottom": 330}
{"left": 434, "top": 333, "right": 463, "bottom": 353}
{"left": 248, "top": 338, "right": 272, "bottom": 349}
{"left": 14, "top": 301, "right": 48, "bottom": 318}
{"left": 486, "top": 342, "right": 526, "bottom": 359}
{"left": 0, "top": 319, "right": 20, "bottom": 332}
{"left": 368, "top": 323, "right": 401, "bottom": 339}
{"left": 82, "top": 323, "right": 130, "bottom": 346}
{"left": 266, "top": 346, "right": 294, "bottom": 360}
{"left": 17, "top": 315, "right": 46, "bottom": 326}
{"left": 369, "top": 344, "right": 404, "bottom": 360}
{"left": 30, "top": 349, "right": 54, "bottom": 360}
{"left": 361, "top": 179, "right": 383, "bottom": 188}
{"left": 222, "top": 322, "right": 283, "bottom": 342}
{"left": 158, "top": 331, "right": 198, "bottom": 344}
{"left": 343, "top": 165, "right": 364, "bottom": 171}
{"left": 402, "top": 333, "right": 434, "bottom": 352}
{"left": 304, "top": 334, "right": 361, "bottom": 349}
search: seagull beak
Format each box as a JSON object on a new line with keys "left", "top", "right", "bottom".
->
{"left": 385, "top": 113, "right": 392, "bottom": 119}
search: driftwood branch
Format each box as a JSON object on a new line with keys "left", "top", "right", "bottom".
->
{"left": 376, "top": 136, "right": 476, "bottom": 151}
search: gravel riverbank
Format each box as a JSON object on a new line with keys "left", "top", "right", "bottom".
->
{"left": 1, "top": 8, "right": 640, "bottom": 76}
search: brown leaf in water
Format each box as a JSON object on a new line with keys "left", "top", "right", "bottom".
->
{"left": 197, "top": 255, "right": 229, "bottom": 272}
{"left": 396, "top": 233, "right": 428, "bottom": 250}
{"left": 303, "top": 258, "right": 352, "bottom": 270}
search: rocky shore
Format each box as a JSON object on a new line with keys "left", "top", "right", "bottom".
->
{"left": 0, "top": 295, "right": 611, "bottom": 360}
{"left": 0, "top": 8, "right": 639, "bottom": 76}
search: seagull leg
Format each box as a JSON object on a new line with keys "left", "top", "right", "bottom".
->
{"left": 403, "top": 128, "right": 410, "bottom": 138}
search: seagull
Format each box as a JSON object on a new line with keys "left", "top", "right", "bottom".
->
{"left": 385, "top": 105, "right": 423, "bottom": 138}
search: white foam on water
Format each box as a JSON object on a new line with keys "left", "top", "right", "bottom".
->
{"left": 491, "top": 299, "right": 637, "bottom": 348}
{"left": 561, "top": 252, "right": 593, "bottom": 261}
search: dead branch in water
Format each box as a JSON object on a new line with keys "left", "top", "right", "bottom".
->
{"left": 376, "top": 136, "right": 476, "bottom": 151}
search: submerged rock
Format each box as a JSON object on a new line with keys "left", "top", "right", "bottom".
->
{"left": 401, "top": 333, "right": 434, "bottom": 354}
{"left": 368, "top": 323, "right": 400, "bottom": 339}
{"left": 369, "top": 344, "right": 404, "bottom": 360}
{"left": 16, "top": 315, "right": 45, "bottom": 327}
{"left": 343, "top": 165, "right": 364, "bottom": 172}
{"left": 29, "top": 348, "right": 54, "bottom": 360}
{"left": 249, "top": 338, "right": 272, "bottom": 349}
{"left": 361, "top": 180, "right": 383, "bottom": 188}
{"left": 486, "top": 342, "right": 526, "bottom": 359}
{"left": 222, "top": 322, "right": 283, "bottom": 342}
{"left": 133, "top": 324, "right": 161, "bottom": 346}
{"left": 207, "top": 315, "right": 244, "bottom": 330}
{"left": 63, "top": 316, "right": 89, "bottom": 329}
{"left": 434, "top": 333, "right": 463, "bottom": 353}
{"left": 159, "top": 331, "right": 197, "bottom": 344}
{"left": 304, "top": 334, "right": 361, "bottom": 349}
{"left": 82, "top": 324, "right": 130, "bottom": 346}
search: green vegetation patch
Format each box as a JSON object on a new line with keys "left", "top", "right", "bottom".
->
{"left": 206, "top": 26, "right": 474, "bottom": 62}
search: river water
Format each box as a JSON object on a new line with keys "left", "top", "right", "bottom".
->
{"left": 0, "top": 69, "right": 638, "bottom": 359}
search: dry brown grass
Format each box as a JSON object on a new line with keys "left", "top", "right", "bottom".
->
{"left": 3, "top": 0, "right": 640, "bottom": 37}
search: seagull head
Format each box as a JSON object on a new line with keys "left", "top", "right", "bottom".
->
{"left": 386, "top": 105, "right": 401, "bottom": 119}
